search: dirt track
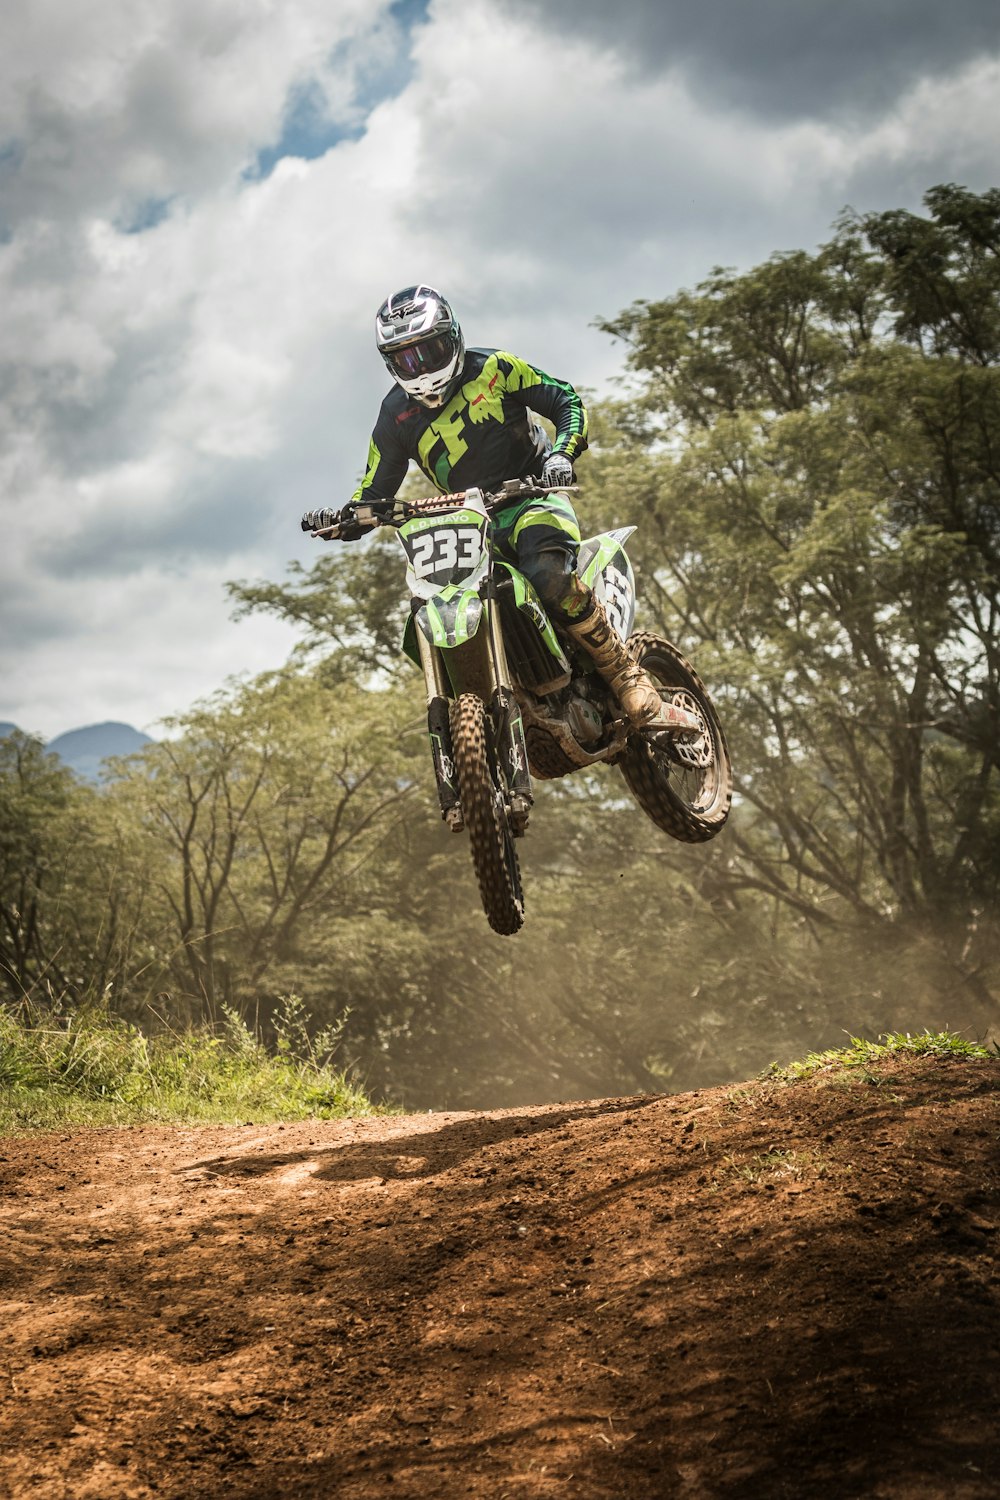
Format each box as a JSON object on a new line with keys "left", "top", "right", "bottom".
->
{"left": 1, "top": 1056, "right": 998, "bottom": 1499}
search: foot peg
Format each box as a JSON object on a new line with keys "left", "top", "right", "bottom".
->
{"left": 637, "top": 698, "right": 704, "bottom": 739}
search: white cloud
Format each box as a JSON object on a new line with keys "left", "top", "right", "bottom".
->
{"left": 1, "top": 562, "right": 300, "bottom": 740}
{"left": 2, "top": 0, "right": 998, "bottom": 739}
{"left": 0, "top": 0, "right": 378, "bottom": 222}
{"left": 493, "top": 0, "right": 1000, "bottom": 122}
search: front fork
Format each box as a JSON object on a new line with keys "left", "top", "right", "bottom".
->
{"left": 415, "top": 596, "right": 534, "bottom": 836}
{"left": 415, "top": 629, "right": 464, "bottom": 832}
{"left": 483, "top": 581, "right": 533, "bottom": 833}
{"left": 491, "top": 686, "right": 533, "bottom": 835}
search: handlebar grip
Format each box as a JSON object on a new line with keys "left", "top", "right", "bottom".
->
{"left": 303, "top": 511, "right": 345, "bottom": 539}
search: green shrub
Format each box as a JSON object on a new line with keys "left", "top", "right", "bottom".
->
{"left": 0, "top": 995, "right": 373, "bottom": 1132}
{"left": 765, "top": 1029, "right": 995, "bottom": 1084}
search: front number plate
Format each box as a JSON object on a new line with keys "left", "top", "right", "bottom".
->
{"left": 401, "top": 515, "right": 487, "bottom": 586}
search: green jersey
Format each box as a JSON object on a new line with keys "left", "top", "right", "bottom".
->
{"left": 351, "top": 347, "right": 588, "bottom": 502}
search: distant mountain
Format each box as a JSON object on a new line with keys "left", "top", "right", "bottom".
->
{"left": 46, "top": 722, "right": 152, "bottom": 780}
{"left": 0, "top": 720, "right": 153, "bottom": 780}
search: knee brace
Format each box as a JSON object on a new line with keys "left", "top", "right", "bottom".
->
{"left": 517, "top": 546, "right": 592, "bottom": 621}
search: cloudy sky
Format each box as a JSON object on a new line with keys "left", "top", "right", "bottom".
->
{"left": 3, "top": 0, "right": 999, "bottom": 739}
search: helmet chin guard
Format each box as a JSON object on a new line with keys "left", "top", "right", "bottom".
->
{"left": 376, "top": 285, "right": 465, "bottom": 406}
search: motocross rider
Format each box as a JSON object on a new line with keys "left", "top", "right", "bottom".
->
{"left": 301, "top": 284, "right": 698, "bottom": 731}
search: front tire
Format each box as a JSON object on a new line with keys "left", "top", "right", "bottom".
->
{"left": 617, "top": 634, "right": 732, "bottom": 843}
{"left": 450, "top": 693, "right": 525, "bottom": 935}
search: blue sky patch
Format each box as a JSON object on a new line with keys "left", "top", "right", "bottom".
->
{"left": 117, "top": 196, "right": 175, "bottom": 235}
{"left": 247, "top": 79, "right": 364, "bottom": 181}
{"left": 354, "top": 0, "right": 432, "bottom": 113}
{"left": 247, "top": 0, "right": 432, "bottom": 182}
{"left": 388, "top": 0, "right": 431, "bottom": 26}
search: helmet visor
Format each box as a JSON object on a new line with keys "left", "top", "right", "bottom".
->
{"left": 387, "top": 332, "right": 457, "bottom": 379}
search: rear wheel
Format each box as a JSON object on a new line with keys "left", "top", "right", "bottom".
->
{"left": 617, "top": 634, "right": 732, "bottom": 842}
{"left": 450, "top": 693, "right": 525, "bottom": 935}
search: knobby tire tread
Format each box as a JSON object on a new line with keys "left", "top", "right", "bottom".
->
{"left": 450, "top": 693, "right": 525, "bottom": 936}
{"left": 618, "top": 633, "right": 733, "bottom": 844}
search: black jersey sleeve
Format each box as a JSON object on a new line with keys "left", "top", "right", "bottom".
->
{"left": 350, "top": 400, "right": 411, "bottom": 504}
{"left": 496, "top": 351, "right": 589, "bottom": 464}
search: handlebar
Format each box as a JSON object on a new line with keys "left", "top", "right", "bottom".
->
{"left": 305, "top": 478, "right": 579, "bottom": 540}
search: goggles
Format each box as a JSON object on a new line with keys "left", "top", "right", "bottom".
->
{"left": 387, "top": 332, "right": 457, "bottom": 378}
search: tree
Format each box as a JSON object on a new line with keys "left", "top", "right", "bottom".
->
{"left": 590, "top": 184, "right": 999, "bottom": 1028}
{"left": 110, "top": 668, "right": 421, "bottom": 1019}
{"left": 0, "top": 732, "right": 151, "bottom": 1007}
{"left": 220, "top": 186, "right": 999, "bottom": 1105}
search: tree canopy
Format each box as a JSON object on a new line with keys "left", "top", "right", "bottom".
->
{"left": 3, "top": 186, "right": 996, "bottom": 1106}
{"left": 587, "top": 183, "right": 999, "bottom": 1029}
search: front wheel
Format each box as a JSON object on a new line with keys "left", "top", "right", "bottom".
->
{"left": 617, "top": 634, "right": 732, "bottom": 843}
{"left": 450, "top": 693, "right": 525, "bottom": 935}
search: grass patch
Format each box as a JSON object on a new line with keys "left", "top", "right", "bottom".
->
{"left": 712, "top": 1146, "right": 836, "bottom": 1190}
{"left": 764, "top": 1029, "right": 995, "bottom": 1085}
{"left": 0, "top": 995, "right": 374, "bottom": 1133}
{"left": 731, "top": 1147, "right": 799, "bottom": 1183}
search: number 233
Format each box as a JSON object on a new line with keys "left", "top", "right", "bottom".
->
{"left": 408, "top": 526, "right": 482, "bottom": 576}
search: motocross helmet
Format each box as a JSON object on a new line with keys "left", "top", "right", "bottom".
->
{"left": 376, "top": 284, "right": 465, "bottom": 409}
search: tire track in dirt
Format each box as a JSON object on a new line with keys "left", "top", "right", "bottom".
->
{"left": 1, "top": 1058, "right": 998, "bottom": 1499}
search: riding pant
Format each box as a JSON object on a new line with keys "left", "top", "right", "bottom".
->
{"left": 491, "top": 491, "right": 591, "bottom": 620}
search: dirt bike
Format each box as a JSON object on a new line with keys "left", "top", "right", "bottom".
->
{"left": 306, "top": 479, "right": 731, "bottom": 935}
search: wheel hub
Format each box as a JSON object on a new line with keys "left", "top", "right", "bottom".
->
{"left": 662, "top": 690, "right": 713, "bottom": 769}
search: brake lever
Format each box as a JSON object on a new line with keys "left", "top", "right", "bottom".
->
{"left": 310, "top": 520, "right": 343, "bottom": 539}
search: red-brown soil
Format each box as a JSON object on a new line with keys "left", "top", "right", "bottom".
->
{"left": 1, "top": 1055, "right": 998, "bottom": 1499}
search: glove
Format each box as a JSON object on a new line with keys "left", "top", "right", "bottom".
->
{"left": 301, "top": 507, "right": 339, "bottom": 533}
{"left": 542, "top": 452, "right": 574, "bottom": 490}
{"left": 301, "top": 503, "right": 369, "bottom": 541}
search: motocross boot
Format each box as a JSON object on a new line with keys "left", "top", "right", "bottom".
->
{"left": 562, "top": 596, "right": 702, "bottom": 735}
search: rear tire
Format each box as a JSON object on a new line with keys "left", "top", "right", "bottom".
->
{"left": 450, "top": 693, "right": 525, "bottom": 935}
{"left": 617, "top": 634, "right": 732, "bottom": 843}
